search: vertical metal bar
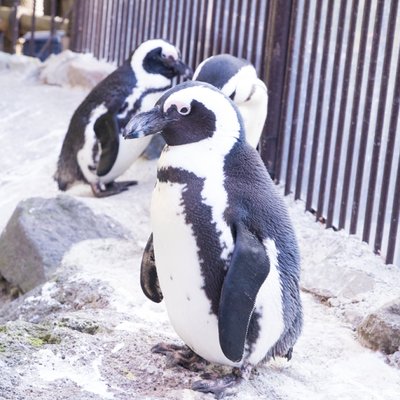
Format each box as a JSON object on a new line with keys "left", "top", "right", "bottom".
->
{"left": 168, "top": 0, "right": 177, "bottom": 43}
{"left": 386, "top": 154, "right": 400, "bottom": 264}
{"left": 295, "top": 1, "right": 323, "bottom": 201}
{"left": 261, "top": 0, "right": 293, "bottom": 176}
{"left": 50, "top": 0, "right": 56, "bottom": 54}
{"left": 232, "top": 0, "right": 243, "bottom": 56}
{"left": 374, "top": 23, "right": 400, "bottom": 256}
{"left": 306, "top": 2, "right": 335, "bottom": 211}
{"left": 10, "top": 0, "right": 19, "bottom": 54}
{"left": 338, "top": 0, "right": 371, "bottom": 230}
{"left": 274, "top": 0, "right": 299, "bottom": 183}
{"left": 327, "top": 0, "right": 359, "bottom": 227}
{"left": 82, "top": 0, "right": 91, "bottom": 53}
{"left": 350, "top": 0, "right": 384, "bottom": 234}
{"left": 240, "top": 0, "right": 252, "bottom": 59}
{"left": 119, "top": 0, "right": 128, "bottom": 63}
{"left": 30, "top": 0, "right": 36, "bottom": 57}
{"left": 191, "top": 0, "right": 202, "bottom": 68}
{"left": 102, "top": 0, "right": 110, "bottom": 60}
{"left": 284, "top": 0, "right": 310, "bottom": 196}
{"left": 255, "top": 0, "right": 269, "bottom": 79}
{"left": 363, "top": 0, "right": 398, "bottom": 244}
{"left": 94, "top": 0, "right": 103, "bottom": 59}
{"left": 317, "top": 0, "right": 347, "bottom": 222}
{"left": 197, "top": 0, "right": 208, "bottom": 61}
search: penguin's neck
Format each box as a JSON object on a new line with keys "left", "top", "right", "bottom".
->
{"left": 157, "top": 136, "right": 237, "bottom": 178}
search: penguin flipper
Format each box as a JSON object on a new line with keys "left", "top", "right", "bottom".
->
{"left": 93, "top": 112, "right": 120, "bottom": 177}
{"left": 218, "top": 222, "right": 270, "bottom": 363}
{"left": 140, "top": 234, "right": 163, "bottom": 303}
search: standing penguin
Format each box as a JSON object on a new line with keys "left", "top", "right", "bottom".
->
{"left": 54, "top": 39, "right": 192, "bottom": 197}
{"left": 193, "top": 54, "right": 268, "bottom": 148}
{"left": 123, "top": 81, "right": 302, "bottom": 396}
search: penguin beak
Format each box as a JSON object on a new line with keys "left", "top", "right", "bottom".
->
{"left": 165, "top": 57, "right": 193, "bottom": 79}
{"left": 123, "top": 107, "right": 166, "bottom": 139}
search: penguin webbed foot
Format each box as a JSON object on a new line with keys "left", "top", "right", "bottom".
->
{"left": 90, "top": 180, "right": 137, "bottom": 198}
{"left": 151, "top": 342, "right": 207, "bottom": 372}
{"left": 192, "top": 364, "right": 252, "bottom": 399}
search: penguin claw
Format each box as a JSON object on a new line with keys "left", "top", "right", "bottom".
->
{"left": 191, "top": 374, "right": 240, "bottom": 399}
{"left": 151, "top": 342, "right": 207, "bottom": 372}
{"left": 90, "top": 181, "right": 137, "bottom": 198}
{"left": 113, "top": 180, "right": 138, "bottom": 189}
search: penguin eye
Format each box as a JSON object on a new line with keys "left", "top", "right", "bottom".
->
{"left": 178, "top": 105, "right": 191, "bottom": 116}
{"left": 161, "top": 53, "right": 167, "bottom": 59}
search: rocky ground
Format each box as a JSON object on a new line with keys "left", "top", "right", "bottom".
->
{"left": 0, "top": 52, "right": 399, "bottom": 400}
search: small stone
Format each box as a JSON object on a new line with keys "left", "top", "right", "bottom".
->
{"left": 357, "top": 298, "right": 400, "bottom": 354}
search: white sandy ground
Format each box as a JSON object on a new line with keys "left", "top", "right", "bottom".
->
{"left": 0, "top": 67, "right": 400, "bottom": 400}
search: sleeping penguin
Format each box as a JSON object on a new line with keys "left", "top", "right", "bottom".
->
{"left": 123, "top": 81, "right": 302, "bottom": 397}
{"left": 54, "top": 39, "right": 192, "bottom": 197}
{"left": 193, "top": 54, "right": 268, "bottom": 148}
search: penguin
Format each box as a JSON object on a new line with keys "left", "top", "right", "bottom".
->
{"left": 193, "top": 54, "right": 268, "bottom": 148}
{"left": 123, "top": 81, "right": 302, "bottom": 396}
{"left": 54, "top": 39, "right": 192, "bottom": 197}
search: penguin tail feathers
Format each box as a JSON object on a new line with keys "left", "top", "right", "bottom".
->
{"left": 53, "top": 168, "right": 72, "bottom": 191}
{"left": 54, "top": 157, "right": 84, "bottom": 191}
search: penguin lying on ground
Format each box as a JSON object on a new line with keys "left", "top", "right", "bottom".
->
{"left": 54, "top": 39, "right": 192, "bottom": 197}
{"left": 123, "top": 81, "right": 302, "bottom": 397}
{"left": 193, "top": 54, "right": 268, "bottom": 148}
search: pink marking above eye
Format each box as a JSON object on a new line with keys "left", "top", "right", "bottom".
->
{"left": 164, "top": 99, "right": 191, "bottom": 114}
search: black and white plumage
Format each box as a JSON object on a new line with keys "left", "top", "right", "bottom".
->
{"left": 54, "top": 39, "right": 192, "bottom": 197}
{"left": 123, "top": 81, "right": 302, "bottom": 395}
{"left": 193, "top": 54, "right": 268, "bottom": 148}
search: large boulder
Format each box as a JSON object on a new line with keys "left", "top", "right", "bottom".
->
{"left": 39, "top": 50, "right": 115, "bottom": 88}
{"left": 357, "top": 298, "right": 400, "bottom": 354}
{"left": 0, "top": 195, "right": 130, "bottom": 293}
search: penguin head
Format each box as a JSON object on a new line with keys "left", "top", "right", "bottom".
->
{"left": 193, "top": 54, "right": 266, "bottom": 105}
{"left": 193, "top": 54, "right": 268, "bottom": 147}
{"left": 123, "top": 81, "right": 245, "bottom": 146}
{"left": 130, "top": 39, "right": 192, "bottom": 81}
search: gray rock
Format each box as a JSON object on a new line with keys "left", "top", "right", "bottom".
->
{"left": 0, "top": 195, "right": 130, "bottom": 293}
{"left": 301, "top": 262, "right": 375, "bottom": 301}
{"left": 357, "top": 298, "right": 400, "bottom": 354}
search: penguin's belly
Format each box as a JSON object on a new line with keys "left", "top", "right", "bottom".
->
{"left": 97, "top": 135, "right": 151, "bottom": 184}
{"left": 151, "top": 181, "right": 238, "bottom": 367}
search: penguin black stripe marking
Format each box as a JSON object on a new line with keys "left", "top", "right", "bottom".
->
{"left": 157, "top": 166, "right": 227, "bottom": 317}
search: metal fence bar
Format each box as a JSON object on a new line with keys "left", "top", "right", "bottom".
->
{"left": 326, "top": 0, "right": 359, "bottom": 227}
{"left": 316, "top": 0, "right": 347, "bottom": 222}
{"left": 376, "top": 43, "right": 400, "bottom": 262}
{"left": 295, "top": 0, "right": 321, "bottom": 201}
{"left": 274, "top": 0, "right": 298, "bottom": 183}
{"left": 350, "top": 0, "right": 384, "bottom": 235}
{"left": 338, "top": 1, "right": 371, "bottom": 230}
{"left": 261, "top": 0, "right": 293, "bottom": 177}
{"left": 363, "top": 0, "right": 398, "bottom": 243}
{"left": 284, "top": 0, "right": 310, "bottom": 196}
{"left": 305, "top": 1, "right": 333, "bottom": 211}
